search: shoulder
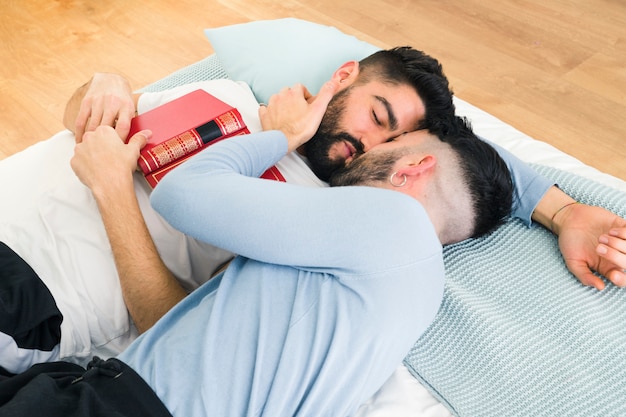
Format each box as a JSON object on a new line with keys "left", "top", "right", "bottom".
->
{"left": 329, "top": 186, "right": 442, "bottom": 272}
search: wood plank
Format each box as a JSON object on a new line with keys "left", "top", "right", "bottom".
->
{"left": 0, "top": 0, "right": 624, "bottom": 180}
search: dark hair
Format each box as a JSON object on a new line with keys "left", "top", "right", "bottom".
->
{"left": 357, "top": 46, "right": 456, "bottom": 131}
{"left": 355, "top": 48, "right": 512, "bottom": 237}
{"left": 437, "top": 116, "right": 514, "bottom": 238}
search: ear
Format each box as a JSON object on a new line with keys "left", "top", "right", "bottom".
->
{"left": 397, "top": 155, "right": 437, "bottom": 180}
{"left": 330, "top": 61, "right": 360, "bottom": 87}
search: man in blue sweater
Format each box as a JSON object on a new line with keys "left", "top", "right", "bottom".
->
{"left": 0, "top": 84, "right": 514, "bottom": 415}
{"left": 2, "top": 46, "right": 624, "bottom": 376}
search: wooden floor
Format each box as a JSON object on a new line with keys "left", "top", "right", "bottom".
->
{"left": 1, "top": 0, "right": 625, "bottom": 180}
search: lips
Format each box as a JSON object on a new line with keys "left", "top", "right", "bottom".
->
{"left": 327, "top": 140, "right": 356, "bottom": 163}
{"left": 342, "top": 140, "right": 357, "bottom": 163}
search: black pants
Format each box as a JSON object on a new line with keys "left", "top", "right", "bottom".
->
{"left": 0, "top": 357, "right": 172, "bottom": 417}
{"left": 0, "top": 241, "right": 62, "bottom": 354}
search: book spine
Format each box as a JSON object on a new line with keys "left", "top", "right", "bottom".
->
{"left": 138, "top": 109, "right": 247, "bottom": 174}
{"left": 144, "top": 127, "right": 252, "bottom": 188}
{"left": 138, "top": 129, "right": 202, "bottom": 174}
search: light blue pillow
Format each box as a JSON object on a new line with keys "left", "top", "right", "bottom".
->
{"left": 204, "top": 18, "right": 380, "bottom": 104}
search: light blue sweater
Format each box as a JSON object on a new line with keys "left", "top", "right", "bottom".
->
{"left": 119, "top": 130, "right": 446, "bottom": 416}
{"left": 487, "top": 139, "right": 553, "bottom": 226}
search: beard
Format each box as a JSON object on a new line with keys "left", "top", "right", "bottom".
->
{"left": 328, "top": 147, "right": 402, "bottom": 188}
{"left": 304, "top": 88, "right": 364, "bottom": 181}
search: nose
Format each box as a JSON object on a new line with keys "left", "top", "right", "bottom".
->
{"left": 359, "top": 133, "right": 389, "bottom": 152}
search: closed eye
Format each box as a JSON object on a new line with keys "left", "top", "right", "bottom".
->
{"left": 372, "top": 109, "right": 382, "bottom": 126}
{"left": 385, "top": 132, "right": 408, "bottom": 143}
{"left": 374, "top": 95, "right": 398, "bottom": 131}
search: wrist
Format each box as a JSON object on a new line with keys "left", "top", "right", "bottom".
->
{"left": 531, "top": 186, "right": 577, "bottom": 234}
{"left": 91, "top": 171, "right": 136, "bottom": 206}
{"left": 549, "top": 201, "right": 580, "bottom": 234}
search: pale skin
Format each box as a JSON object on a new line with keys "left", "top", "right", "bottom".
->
{"left": 67, "top": 67, "right": 626, "bottom": 333}
{"left": 70, "top": 128, "right": 187, "bottom": 333}
{"left": 536, "top": 194, "right": 626, "bottom": 288}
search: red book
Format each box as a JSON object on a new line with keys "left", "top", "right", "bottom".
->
{"left": 128, "top": 89, "right": 284, "bottom": 187}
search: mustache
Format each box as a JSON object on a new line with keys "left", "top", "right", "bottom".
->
{"left": 333, "top": 132, "right": 365, "bottom": 157}
{"left": 306, "top": 131, "right": 365, "bottom": 181}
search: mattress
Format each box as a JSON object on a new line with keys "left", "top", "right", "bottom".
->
{"left": 2, "top": 28, "right": 625, "bottom": 415}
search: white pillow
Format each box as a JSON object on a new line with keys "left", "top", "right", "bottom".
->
{"left": 204, "top": 18, "right": 380, "bottom": 104}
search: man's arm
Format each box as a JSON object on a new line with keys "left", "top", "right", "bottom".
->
{"left": 533, "top": 187, "right": 626, "bottom": 290}
{"left": 63, "top": 72, "right": 141, "bottom": 142}
{"left": 493, "top": 140, "right": 626, "bottom": 289}
{"left": 70, "top": 126, "right": 187, "bottom": 333}
{"left": 65, "top": 82, "right": 333, "bottom": 333}
{"left": 66, "top": 72, "right": 626, "bottom": 290}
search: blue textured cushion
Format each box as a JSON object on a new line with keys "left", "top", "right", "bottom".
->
{"left": 404, "top": 164, "right": 626, "bottom": 417}
{"left": 204, "top": 18, "right": 380, "bottom": 104}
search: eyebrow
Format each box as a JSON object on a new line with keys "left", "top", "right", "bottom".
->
{"left": 374, "top": 95, "right": 398, "bottom": 131}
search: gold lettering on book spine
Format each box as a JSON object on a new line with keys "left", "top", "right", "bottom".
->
{"left": 144, "top": 130, "right": 203, "bottom": 171}
{"left": 215, "top": 110, "right": 244, "bottom": 134}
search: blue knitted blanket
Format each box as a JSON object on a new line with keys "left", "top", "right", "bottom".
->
{"left": 142, "top": 55, "right": 626, "bottom": 417}
{"left": 404, "top": 164, "right": 626, "bottom": 417}
{"left": 138, "top": 55, "right": 230, "bottom": 93}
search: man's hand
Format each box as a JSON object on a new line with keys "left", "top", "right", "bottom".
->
{"left": 70, "top": 125, "right": 149, "bottom": 196}
{"left": 555, "top": 203, "right": 626, "bottom": 290}
{"left": 65, "top": 73, "right": 136, "bottom": 143}
{"left": 259, "top": 81, "right": 339, "bottom": 152}
{"left": 72, "top": 125, "right": 185, "bottom": 333}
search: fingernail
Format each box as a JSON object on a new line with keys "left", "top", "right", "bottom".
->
{"left": 597, "top": 245, "right": 608, "bottom": 255}
{"left": 599, "top": 236, "right": 609, "bottom": 244}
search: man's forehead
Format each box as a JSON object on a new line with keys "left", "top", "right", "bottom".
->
{"left": 359, "top": 81, "right": 425, "bottom": 126}
{"left": 357, "top": 79, "right": 420, "bottom": 99}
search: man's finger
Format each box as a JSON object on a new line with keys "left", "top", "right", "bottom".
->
{"left": 607, "top": 269, "right": 626, "bottom": 287}
{"left": 314, "top": 80, "right": 339, "bottom": 107}
{"left": 127, "top": 129, "right": 151, "bottom": 150}
{"left": 566, "top": 260, "right": 605, "bottom": 290}
{"left": 302, "top": 85, "right": 313, "bottom": 102}
{"left": 308, "top": 80, "right": 339, "bottom": 118}
{"left": 74, "top": 101, "right": 93, "bottom": 143}
{"left": 114, "top": 109, "right": 135, "bottom": 141}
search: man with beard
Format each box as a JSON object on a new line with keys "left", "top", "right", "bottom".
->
{"left": 2, "top": 46, "right": 461, "bottom": 373}
{"left": 0, "top": 86, "right": 514, "bottom": 416}
{"left": 2, "top": 47, "right": 625, "bottom": 375}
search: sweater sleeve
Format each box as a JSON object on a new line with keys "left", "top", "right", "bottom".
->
{"left": 482, "top": 137, "right": 554, "bottom": 226}
{"left": 150, "top": 131, "right": 433, "bottom": 272}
